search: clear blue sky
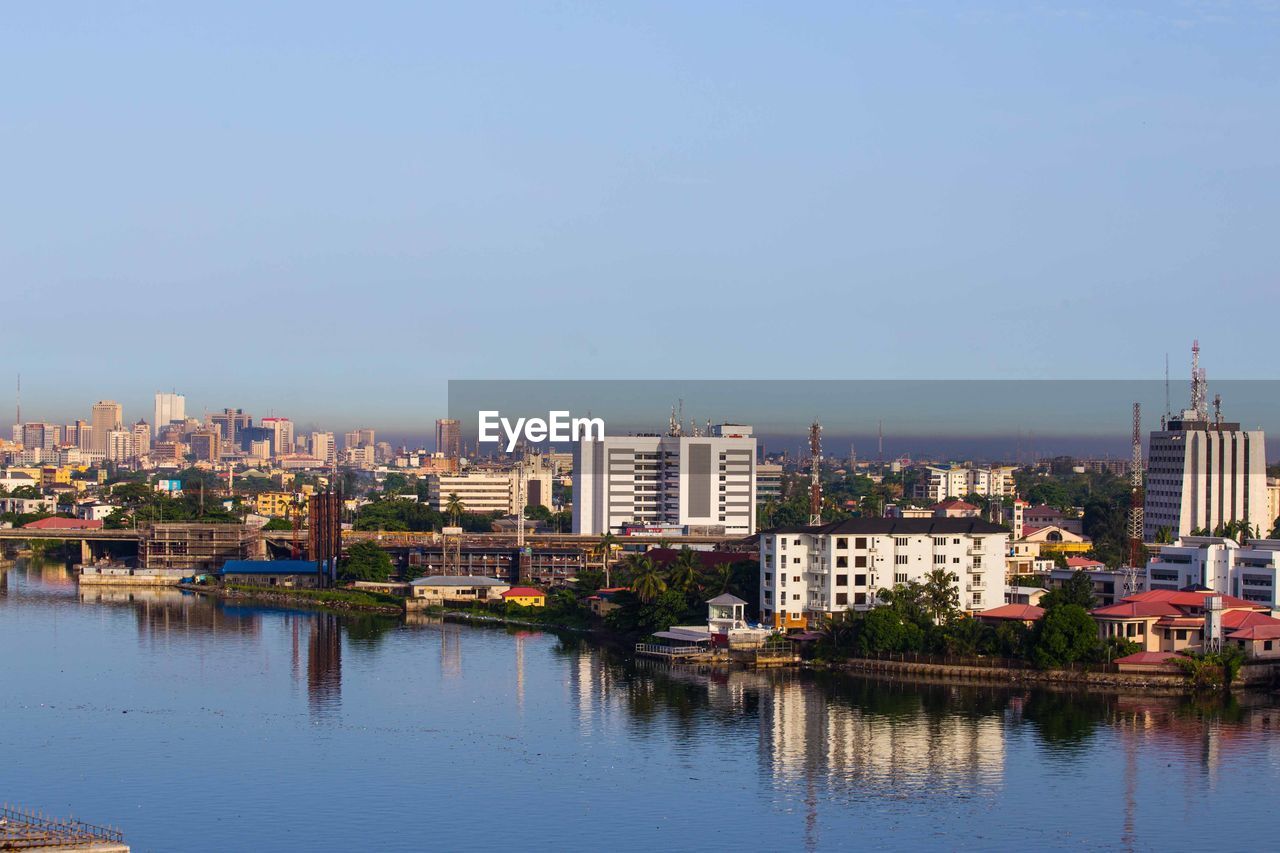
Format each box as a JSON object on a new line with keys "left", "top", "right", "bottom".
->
{"left": 4, "top": 2, "right": 1277, "bottom": 437}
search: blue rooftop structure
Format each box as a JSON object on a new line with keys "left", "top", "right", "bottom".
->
{"left": 221, "top": 560, "right": 322, "bottom": 575}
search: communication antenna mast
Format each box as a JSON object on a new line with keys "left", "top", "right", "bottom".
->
{"left": 1190, "top": 340, "right": 1207, "bottom": 419}
{"left": 808, "top": 420, "right": 822, "bottom": 526}
{"left": 1125, "top": 402, "right": 1144, "bottom": 594}
{"left": 516, "top": 457, "right": 526, "bottom": 549}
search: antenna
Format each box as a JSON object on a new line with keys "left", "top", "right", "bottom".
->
{"left": 1125, "top": 402, "right": 1144, "bottom": 594}
{"left": 808, "top": 420, "right": 822, "bottom": 526}
{"left": 1190, "top": 340, "right": 1207, "bottom": 419}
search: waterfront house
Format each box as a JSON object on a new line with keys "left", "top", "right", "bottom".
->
{"left": 1091, "top": 589, "right": 1280, "bottom": 655}
{"left": 500, "top": 586, "right": 547, "bottom": 607}
{"left": 221, "top": 559, "right": 323, "bottom": 588}
{"left": 409, "top": 575, "right": 510, "bottom": 605}
{"left": 586, "top": 587, "right": 628, "bottom": 617}
{"left": 977, "top": 603, "right": 1045, "bottom": 627}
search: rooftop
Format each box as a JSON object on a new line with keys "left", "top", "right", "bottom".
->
{"left": 23, "top": 517, "right": 104, "bottom": 530}
{"left": 410, "top": 575, "right": 509, "bottom": 587}
{"left": 979, "top": 603, "right": 1045, "bottom": 621}
{"left": 766, "top": 518, "right": 1007, "bottom": 536}
{"left": 501, "top": 587, "right": 546, "bottom": 598}
{"left": 222, "top": 560, "right": 321, "bottom": 575}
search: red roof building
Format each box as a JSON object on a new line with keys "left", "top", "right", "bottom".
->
{"left": 978, "top": 604, "right": 1045, "bottom": 624}
{"left": 1065, "top": 556, "right": 1106, "bottom": 570}
{"left": 23, "top": 517, "right": 104, "bottom": 531}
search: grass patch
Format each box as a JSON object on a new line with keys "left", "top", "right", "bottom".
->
{"left": 224, "top": 583, "right": 404, "bottom": 609}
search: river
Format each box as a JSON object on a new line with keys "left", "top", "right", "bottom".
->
{"left": 2, "top": 559, "right": 1278, "bottom": 852}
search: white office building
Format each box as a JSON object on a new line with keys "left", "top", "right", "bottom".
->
{"left": 572, "top": 424, "right": 756, "bottom": 536}
{"left": 1144, "top": 414, "right": 1267, "bottom": 540}
{"left": 1146, "top": 536, "right": 1280, "bottom": 609}
{"left": 153, "top": 392, "right": 186, "bottom": 437}
{"left": 427, "top": 460, "right": 552, "bottom": 516}
{"left": 759, "top": 519, "right": 1009, "bottom": 629}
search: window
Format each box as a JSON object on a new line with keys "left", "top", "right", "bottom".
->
{"left": 952, "top": 557, "right": 960, "bottom": 564}
{"left": 1267, "top": 641, "right": 1274, "bottom": 651}
{"left": 934, "top": 555, "right": 946, "bottom": 564}
{"left": 792, "top": 594, "right": 800, "bottom": 601}
{"left": 895, "top": 573, "right": 908, "bottom": 584}
{"left": 836, "top": 593, "right": 848, "bottom": 606}
{"left": 973, "top": 556, "right": 982, "bottom": 567}
{"left": 1176, "top": 629, "right": 1187, "bottom": 641}
{"left": 793, "top": 557, "right": 800, "bottom": 565}
{"left": 895, "top": 555, "right": 908, "bottom": 565}
{"left": 933, "top": 538, "right": 947, "bottom": 546}
{"left": 836, "top": 537, "right": 848, "bottom": 549}
{"left": 854, "top": 592, "right": 867, "bottom": 605}
{"left": 1126, "top": 623, "right": 1136, "bottom": 638}
{"left": 854, "top": 574, "right": 866, "bottom": 586}
{"left": 836, "top": 556, "right": 848, "bottom": 568}
{"left": 855, "top": 556, "right": 867, "bottom": 568}
{"left": 836, "top": 574, "right": 848, "bottom": 587}
{"left": 855, "top": 537, "right": 867, "bottom": 549}
{"left": 952, "top": 538, "right": 960, "bottom": 545}
{"left": 792, "top": 576, "right": 800, "bottom": 583}
{"left": 895, "top": 537, "right": 908, "bottom": 546}
{"left": 764, "top": 573, "right": 772, "bottom": 583}
{"left": 764, "top": 592, "right": 772, "bottom": 601}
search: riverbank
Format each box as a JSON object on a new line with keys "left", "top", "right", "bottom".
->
{"left": 180, "top": 583, "right": 405, "bottom": 615}
{"left": 810, "top": 654, "right": 1279, "bottom": 693}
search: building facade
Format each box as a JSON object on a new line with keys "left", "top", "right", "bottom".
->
{"left": 759, "top": 518, "right": 1009, "bottom": 630}
{"left": 1144, "top": 415, "right": 1267, "bottom": 540}
{"left": 1146, "top": 536, "right": 1280, "bottom": 609}
{"left": 153, "top": 392, "right": 186, "bottom": 436}
{"left": 572, "top": 425, "right": 757, "bottom": 536}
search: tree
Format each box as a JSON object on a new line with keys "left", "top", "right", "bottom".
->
{"left": 856, "top": 607, "right": 924, "bottom": 655}
{"left": 921, "top": 568, "right": 961, "bottom": 625}
{"left": 596, "top": 532, "right": 619, "bottom": 586}
{"left": 628, "top": 555, "right": 667, "bottom": 603}
{"left": 1040, "top": 571, "right": 1097, "bottom": 611}
{"left": 262, "top": 517, "right": 294, "bottom": 531}
{"left": 444, "top": 494, "right": 466, "bottom": 526}
{"left": 666, "top": 547, "right": 700, "bottom": 595}
{"left": 1029, "top": 604, "right": 1100, "bottom": 668}
{"left": 339, "top": 541, "right": 395, "bottom": 583}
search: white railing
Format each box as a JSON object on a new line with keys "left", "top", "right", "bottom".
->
{"left": 634, "top": 643, "right": 706, "bottom": 658}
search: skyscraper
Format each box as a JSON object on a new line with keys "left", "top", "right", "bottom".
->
{"left": 90, "top": 401, "right": 123, "bottom": 454}
{"left": 153, "top": 392, "right": 186, "bottom": 436}
{"left": 436, "top": 418, "right": 461, "bottom": 460}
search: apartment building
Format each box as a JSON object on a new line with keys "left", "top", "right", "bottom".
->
{"left": 153, "top": 392, "right": 185, "bottom": 436}
{"left": 756, "top": 462, "right": 783, "bottom": 504}
{"left": 572, "top": 424, "right": 756, "bottom": 536}
{"left": 913, "top": 465, "right": 1015, "bottom": 502}
{"left": 1146, "top": 536, "right": 1280, "bottom": 609}
{"left": 759, "top": 518, "right": 1009, "bottom": 629}
{"left": 90, "top": 401, "right": 123, "bottom": 454}
{"left": 1143, "top": 414, "right": 1267, "bottom": 540}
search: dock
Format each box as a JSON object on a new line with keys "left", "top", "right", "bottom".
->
{"left": 0, "top": 802, "right": 129, "bottom": 851}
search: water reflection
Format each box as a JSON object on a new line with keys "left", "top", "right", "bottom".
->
{"left": 306, "top": 613, "right": 341, "bottom": 717}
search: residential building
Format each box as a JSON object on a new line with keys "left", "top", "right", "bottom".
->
{"left": 1146, "top": 536, "right": 1280, "bottom": 609}
{"left": 573, "top": 424, "right": 756, "bottom": 537}
{"left": 913, "top": 465, "right": 1015, "bottom": 502}
{"left": 254, "top": 491, "right": 306, "bottom": 518}
{"left": 153, "top": 392, "right": 186, "bottom": 436}
{"left": 409, "top": 575, "right": 510, "bottom": 604}
{"left": 90, "top": 401, "right": 123, "bottom": 454}
{"left": 210, "top": 409, "right": 252, "bottom": 446}
{"left": 426, "top": 462, "right": 552, "bottom": 516}
{"left": 20, "top": 423, "right": 60, "bottom": 453}
{"left": 759, "top": 518, "right": 1009, "bottom": 630}
{"left": 1143, "top": 412, "right": 1267, "bottom": 540}
{"left": 500, "top": 587, "right": 546, "bottom": 607}
{"left": 1046, "top": 565, "right": 1134, "bottom": 606}
{"left": 311, "top": 432, "right": 336, "bottom": 466}
{"left": 1092, "top": 589, "right": 1280, "bottom": 657}
{"left": 435, "top": 418, "right": 461, "bottom": 460}
{"left": 1022, "top": 504, "right": 1083, "bottom": 535}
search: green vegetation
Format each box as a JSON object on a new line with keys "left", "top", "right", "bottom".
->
{"left": 1175, "top": 646, "right": 1247, "bottom": 692}
{"left": 223, "top": 583, "right": 403, "bottom": 611}
{"left": 261, "top": 517, "right": 294, "bottom": 531}
{"left": 338, "top": 541, "right": 397, "bottom": 582}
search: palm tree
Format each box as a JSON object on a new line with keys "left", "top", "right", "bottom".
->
{"left": 666, "top": 547, "right": 700, "bottom": 594}
{"left": 444, "top": 493, "right": 466, "bottom": 526}
{"left": 597, "top": 532, "right": 619, "bottom": 587}
{"left": 629, "top": 555, "right": 667, "bottom": 603}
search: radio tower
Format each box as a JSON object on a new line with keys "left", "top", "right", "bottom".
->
{"left": 808, "top": 421, "right": 822, "bottom": 526}
{"left": 1124, "top": 402, "right": 1144, "bottom": 594}
{"left": 1190, "top": 339, "right": 1208, "bottom": 419}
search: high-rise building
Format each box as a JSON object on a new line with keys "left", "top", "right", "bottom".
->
{"left": 572, "top": 424, "right": 757, "bottom": 536}
{"left": 260, "top": 417, "right": 294, "bottom": 458}
{"left": 435, "top": 418, "right": 461, "bottom": 460}
{"left": 189, "top": 429, "right": 221, "bottom": 463}
{"left": 210, "top": 408, "right": 252, "bottom": 446}
{"left": 90, "top": 401, "right": 123, "bottom": 454}
{"left": 311, "top": 431, "right": 336, "bottom": 466}
{"left": 20, "top": 423, "right": 59, "bottom": 452}
{"left": 358, "top": 428, "right": 375, "bottom": 447}
{"left": 132, "top": 420, "right": 151, "bottom": 459}
{"left": 1144, "top": 413, "right": 1267, "bottom": 539}
{"left": 106, "top": 428, "right": 134, "bottom": 462}
{"left": 153, "top": 392, "right": 186, "bottom": 436}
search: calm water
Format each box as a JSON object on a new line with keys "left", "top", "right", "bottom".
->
{"left": 3, "top": 560, "right": 1280, "bottom": 852}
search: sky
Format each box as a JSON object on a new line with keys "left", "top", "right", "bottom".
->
{"left": 4, "top": 2, "right": 1278, "bottom": 440}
